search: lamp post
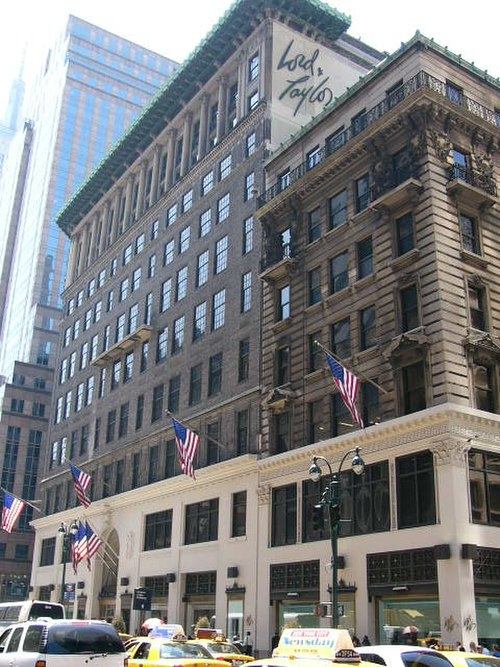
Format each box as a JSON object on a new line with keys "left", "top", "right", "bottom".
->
{"left": 309, "top": 448, "right": 365, "bottom": 628}
{"left": 58, "top": 520, "right": 78, "bottom": 606}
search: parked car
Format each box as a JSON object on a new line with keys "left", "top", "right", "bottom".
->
{"left": 127, "top": 636, "right": 232, "bottom": 667}
{"left": 0, "top": 618, "right": 127, "bottom": 667}
{"left": 439, "top": 652, "right": 500, "bottom": 667}
{"left": 188, "top": 629, "right": 254, "bottom": 666}
{"left": 357, "top": 645, "right": 455, "bottom": 667}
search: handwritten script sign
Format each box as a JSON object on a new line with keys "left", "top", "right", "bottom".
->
{"left": 277, "top": 39, "right": 333, "bottom": 116}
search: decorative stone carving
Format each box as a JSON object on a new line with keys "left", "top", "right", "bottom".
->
{"left": 429, "top": 129, "right": 451, "bottom": 162}
{"left": 430, "top": 439, "right": 469, "bottom": 467}
{"left": 383, "top": 330, "right": 430, "bottom": 361}
{"left": 257, "top": 484, "right": 270, "bottom": 505}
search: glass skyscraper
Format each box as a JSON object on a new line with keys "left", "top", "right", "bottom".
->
{"left": 0, "top": 15, "right": 177, "bottom": 601}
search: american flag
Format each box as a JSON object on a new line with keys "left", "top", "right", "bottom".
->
{"left": 69, "top": 464, "right": 92, "bottom": 508}
{"left": 1, "top": 492, "right": 25, "bottom": 533}
{"left": 85, "top": 521, "right": 103, "bottom": 570}
{"left": 72, "top": 521, "right": 87, "bottom": 573}
{"left": 172, "top": 418, "right": 200, "bottom": 479}
{"left": 326, "top": 354, "right": 364, "bottom": 428}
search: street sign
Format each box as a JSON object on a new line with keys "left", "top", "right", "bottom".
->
{"left": 133, "top": 587, "right": 152, "bottom": 611}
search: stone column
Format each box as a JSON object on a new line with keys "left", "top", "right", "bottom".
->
{"left": 136, "top": 161, "right": 147, "bottom": 218}
{"left": 123, "top": 177, "right": 133, "bottom": 229}
{"left": 216, "top": 76, "right": 227, "bottom": 144}
{"left": 180, "top": 112, "right": 192, "bottom": 178}
{"left": 431, "top": 440, "right": 478, "bottom": 648}
{"left": 89, "top": 213, "right": 100, "bottom": 261}
{"left": 198, "top": 94, "right": 210, "bottom": 160}
{"left": 150, "top": 145, "right": 161, "bottom": 205}
{"left": 77, "top": 225, "right": 89, "bottom": 275}
{"left": 165, "top": 129, "right": 176, "bottom": 189}
{"left": 99, "top": 202, "right": 110, "bottom": 255}
{"left": 110, "top": 189, "right": 121, "bottom": 244}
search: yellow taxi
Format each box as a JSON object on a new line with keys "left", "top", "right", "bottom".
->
{"left": 127, "top": 633, "right": 233, "bottom": 667}
{"left": 187, "top": 629, "right": 254, "bottom": 666}
{"left": 439, "top": 651, "right": 500, "bottom": 667}
{"left": 249, "top": 628, "right": 380, "bottom": 667}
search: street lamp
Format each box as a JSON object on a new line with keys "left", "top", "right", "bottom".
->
{"left": 308, "top": 448, "right": 365, "bottom": 628}
{"left": 58, "top": 520, "right": 78, "bottom": 606}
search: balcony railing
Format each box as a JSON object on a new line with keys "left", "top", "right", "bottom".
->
{"left": 258, "top": 70, "right": 500, "bottom": 207}
{"left": 448, "top": 163, "right": 497, "bottom": 196}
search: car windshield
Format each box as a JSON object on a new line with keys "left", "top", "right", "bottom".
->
{"left": 46, "top": 625, "right": 124, "bottom": 654}
{"left": 205, "top": 642, "right": 241, "bottom": 654}
{"left": 400, "top": 652, "right": 454, "bottom": 667}
{"left": 159, "top": 642, "right": 212, "bottom": 659}
{"left": 465, "top": 660, "right": 500, "bottom": 667}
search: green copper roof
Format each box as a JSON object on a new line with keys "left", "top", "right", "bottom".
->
{"left": 57, "top": 0, "right": 350, "bottom": 235}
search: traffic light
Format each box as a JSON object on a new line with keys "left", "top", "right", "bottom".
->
{"left": 312, "top": 503, "right": 324, "bottom": 530}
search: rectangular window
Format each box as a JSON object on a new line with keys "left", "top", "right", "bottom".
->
{"left": 307, "top": 145, "right": 321, "bottom": 169}
{"left": 119, "top": 277, "right": 129, "bottom": 302}
{"left": 207, "top": 421, "right": 220, "bottom": 465}
{"left": 132, "top": 452, "right": 141, "bottom": 489}
{"left": 136, "top": 394, "right": 144, "bottom": 431}
{"left": 309, "top": 333, "right": 322, "bottom": 372}
{"left": 156, "top": 327, "right": 168, "bottom": 363}
{"left": 193, "top": 302, "right": 206, "bottom": 341}
{"left": 360, "top": 306, "right": 376, "bottom": 350}
{"left": 248, "top": 91, "right": 259, "bottom": 111}
{"left": 402, "top": 361, "right": 426, "bottom": 414}
{"left": 212, "top": 289, "right": 226, "bottom": 330}
{"left": 331, "top": 393, "right": 352, "bottom": 437}
{"left": 115, "top": 459, "right": 124, "bottom": 494}
{"left": 271, "top": 484, "right": 297, "bottom": 546}
{"left": 355, "top": 174, "right": 370, "bottom": 212}
{"left": 329, "top": 190, "right": 347, "bottom": 229}
{"left": 276, "top": 346, "right": 290, "bottom": 386}
{"left": 246, "top": 132, "right": 256, "bottom": 157}
{"left": 278, "top": 285, "right": 290, "bottom": 320}
{"left": 331, "top": 318, "right": 351, "bottom": 359}
{"left": 172, "top": 315, "right": 185, "bottom": 354}
{"left": 132, "top": 268, "right": 141, "bottom": 292}
{"left": 151, "top": 219, "right": 159, "bottom": 240}
{"left": 202, "top": 171, "right": 214, "bottom": 196}
{"left": 236, "top": 410, "right": 249, "bottom": 455}
{"left": 357, "top": 237, "right": 373, "bottom": 279}
{"left": 469, "top": 283, "right": 487, "bottom": 330}
{"left": 232, "top": 490, "right": 247, "bottom": 537}
{"left": 128, "top": 303, "right": 138, "bottom": 334}
{"left": 106, "top": 409, "right": 116, "bottom": 443}
{"left": 179, "top": 226, "right": 191, "bottom": 254}
{"left": 238, "top": 339, "right": 249, "bottom": 382}
{"left": 164, "top": 239, "right": 175, "bottom": 265}
{"left": 167, "top": 203, "right": 177, "bottom": 227}
{"left": 217, "top": 193, "right": 230, "bottom": 223}
{"left": 199, "top": 209, "right": 212, "bottom": 237}
{"left": 148, "top": 254, "right": 156, "bottom": 278}
{"left": 189, "top": 364, "right": 202, "bottom": 406}
{"left": 248, "top": 52, "right": 259, "bottom": 81}
{"left": 185, "top": 499, "right": 219, "bottom": 544}
{"left": 401, "top": 284, "right": 419, "bottom": 332}
{"left": 176, "top": 267, "right": 188, "bottom": 301}
{"left": 362, "top": 382, "right": 380, "bottom": 428}
{"left": 168, "top": 375, "right": 181, "bottom": 413}
{"left": 144, "top": 509, "right": 172, "bottom": 550}
{"left": 214, "top": 236, "right": 228, "bottom": 273}
{"left": 351, "top": 108, "right": 367, "bottom": 136}
{"left": 40, "top": 537, "right": 56, "bottom": 566}
{"left": 330, "top": 251, "right": 349, "bottom": 293}
{"left": 468, "top": 450, "right": 500, "bottom": 525}
{"left": 135, "top": 232, "right": 145, "bottom": 254}
{"left": 182, "top": 189, "right": 193, "bottom": 213}
{"left": 241, "top": 272, "right": 252, "bottom": 312}
{"left": 118, "top": 402, "right": 129, "bottom": 438}
{"left": 208, "top": 352, "right": 223, "bottom": 395}
{"left": 151, "top": 384, "right": 164, "bottom": 422}
{"left": 111, "top": 360, "right": 121, "bottom": 390}
{"left": 308, "top": 207, "right": 321, "bottom": 243}
{"left": 219, "top": 154, "right": 232, "bottom": 180}
{"left": 123, "top": 244, "right": 132, "bottom": 265}
{"left": 273, "top": 411, "right": 289, "bottom": 454}
{"left": 308, "top": 268, "right": 321, "bottom": 306}
{"left": 243, "top": 216, "right": 253, "bottom": 254}
{"left": 161, "top": 278, "right": 172, "bottom": 312}
{"left": 244, "top": 172, "right": 255, "bottom": 201}
{"left": 308, "top": 400, "right": 323, "bottom": 444}
{"left": 395, "top": 212, "right": 414, "bottom": 256}
{"left": 446, "top": 80, "right": 464, "bottom": 105}
{"left": 397, "top": 450, "right": 436, "bottom": 528}
{"left": 144, "top": 293, "right": 153, "bottom": 326}
{"left": 473, "top": 363, "right": 495, "bottom": 412}
{"left": 124, "top": 351, "right": 134, "bottom": 383}
{"left": 115, "top": 314, "right": 125, "bottom": 342}
{"left": 460, "top": 212, "right": 480, "bottom": 254}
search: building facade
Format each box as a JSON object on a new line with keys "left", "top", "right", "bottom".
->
{"left": 0, "top": 16, "right": 177, "bottom": 601}
{"left": 30, "top": 0, "right": 500, "bottom": 654}
{"left": 30, "top": 0, "right": 383, "bottom": 642}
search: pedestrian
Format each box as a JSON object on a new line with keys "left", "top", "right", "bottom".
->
{"left": 491, "top": 644, "right": 500, "bottom": 658}
{"left": 352, "top": 636, "right": 361, "bottom": 647}
{"left": 455, "top": 641, "right": 465, "bottom": 652}
{"left": 362, "top": 635, "right": 371, "bottom": 646}
{"left": 271, "top": 633, "right": 280, "bottom": 650}
{"left": 469, "top": 641, "right": 477, "bottom": 653}
{"left": 243, "top": 631, "right": 253, "bottom": 656}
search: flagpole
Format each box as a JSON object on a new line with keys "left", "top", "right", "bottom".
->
{"left": 166, "top": 410, "right": 228, "bottom": 451}
{"left": 0, "top": 486, "right": 41, "bottom": 513}
{"left": 314, "top": 339, "right": 388, "bottom": 394}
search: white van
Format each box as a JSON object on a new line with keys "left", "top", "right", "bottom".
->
{"left": 0, "top": 601, "right": 64, "bottom": 631}
{"left": 0, "top": 619, "right": 128, "bottom": 667}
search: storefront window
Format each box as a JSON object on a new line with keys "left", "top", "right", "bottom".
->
{"left": 377, "top": 599, "right": 439, "bottom": 644}
{"left": 476, "top": 597, "right": 500, "bottom": 647}
{"left": 227, "top": 598, "right": 243, "bottom": 640}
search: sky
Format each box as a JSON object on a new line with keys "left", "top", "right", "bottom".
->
{"left": 1, "top": 0, "right": 500, "bottom": 116}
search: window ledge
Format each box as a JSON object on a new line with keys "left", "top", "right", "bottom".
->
{"left": 353, "top": 273, "right": 376, "bottom": 290}
{"left": 304, "top": 368, "right": 327, "bottom": 382}
{"left": 460, "top": 249, "right": 488, "bottom": 269}
{"left": 272, "top": 317, "right": 293, "bottom": 335}
{"left": 305, "top": 301, "right": 324, "bottom": 314}
{"left": 391, "top": 247, "right": 420, "bottom": 271}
